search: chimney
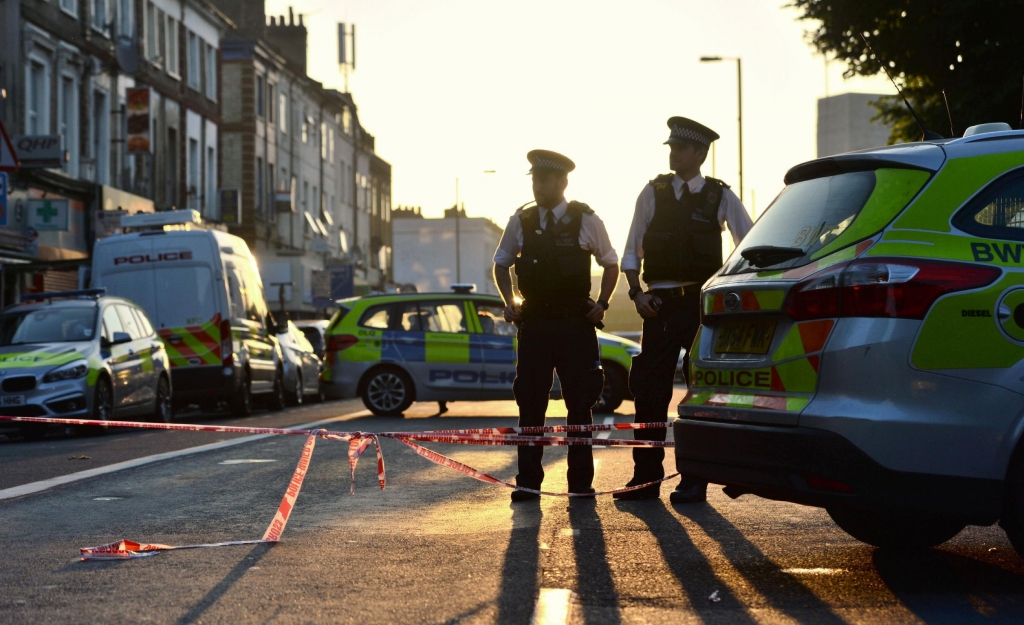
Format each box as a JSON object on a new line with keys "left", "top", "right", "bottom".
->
{"left": 266, "top": 5, "right": 308, "bottom": 74}
{"left": 208, "top": 0, "right": 266, "bottom": 38}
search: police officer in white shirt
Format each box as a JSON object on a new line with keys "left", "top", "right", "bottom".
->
{"left": 493, "top": 149, "right": 619, "bottom": 502}
{"left": 613, "top": 117, "right": 753, "bottom": 504}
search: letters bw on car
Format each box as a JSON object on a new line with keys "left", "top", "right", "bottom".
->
{"left": 676, "top": 126, "right": 1024, "bottom": 555}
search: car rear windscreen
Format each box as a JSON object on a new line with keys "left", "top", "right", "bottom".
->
{"left": 101, "top": 266, "right": 218, "bottom": 328}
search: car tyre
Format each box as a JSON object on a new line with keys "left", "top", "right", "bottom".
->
{"left": 361, "top": 367, "right": 414, "bottom": 416}
{"left": 152, "top": 375, "right": 173, "bottom": 423}
{"left": 230, "top": 370, "right": 253, "bottom": 417}
{"left": 594, "top": 364, "right": 627, "bottom": 414}
{"left": 287, "top": 371, "right": 303, "bottom": 407}
{"left": 827, "top": 506, "right": 965, "bottom": 550}
{"left": 266, "top": 369, "right": 286, "bottom": 412}
{"left": 19, "top": 423, "right": 47, "bottom": 441}
{"left": 78, "top": 376, "right": 113, "bottom": 437}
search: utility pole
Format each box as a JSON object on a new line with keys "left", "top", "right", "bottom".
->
{"left": 454, "top": 178, "right": 461, "bottom": 283}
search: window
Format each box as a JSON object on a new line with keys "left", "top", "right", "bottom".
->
{"left": 116, "top": 304, "right": 143, "bottom": 340}
{"left": 101, "top": 306, "right": 124, "bottom": 342}
{"left": 91, "top": 89, "right": 109, "bottom": 185}
{"left": 320, "top": 122, "right": 327, "bottom": 159}
{"left": 267, "top": 165, "right": 274, "bottom": 211}
{"left": 267, "top": 83, "right": 275, "bottom": 124}
{"left": 417, "top": 302, "right": 467, "bottom": 333}
{"left": 473, "top": 302, "right": 517, "bottom": 336}
{"left": 206, "top": 146, "right": 216, "bottom": 217}
{"left": 187, "top": 31, "right": 199, "bottom": 89}
{"left": 118, "top": 0, "right": 132, "bottom": 40}
{"left": 166, "top": 15, "right": 179, "bottom": 76}
{"left": 26, "top": 57, "right": 50, "bottom": 135}
{"left": 256, "top": 156, "right": 264, "bottom": 214}
{"left": 358, "top": 305, "right": 392, "bottom": 329}
{"left": 301, "top": 109, "right": 308, "bottom": 143}
{"left": 92, "top": 0, "right": 108, "bottom": 33}
{"left": 156, "top": 9, "right": 166, "bottom": 67}
{"left": 0, "top": 308, "right": 96, "bottom": 344}
{"left": 132, "top": 307, "right": 154, "bottom": 337}
{"left": 145, "top": 3, "right": 157, "bottom": 61}
{"left": 59, "top": 74, "right": 79, "bottom": 177}
{"left": 204, "top": 43, "right": 217, "bottom": 99}
{"left": 328, "top": 128, "right": 335, "bottom": 162}
{"left": 256, "top": 74, "right": 265, "bottom": 118}
{"left": 166, "top": 127, "right": 177, "bottom": 207}
{"left": 278, "top": 93, "right": 287, "bottom": 134}
{"left": 188, "top": 138, "right": 199, "bottom": 208}
{"left": 60, "top": 0, "right": 76, "bottom": 16}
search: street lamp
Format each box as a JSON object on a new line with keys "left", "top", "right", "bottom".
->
{"left": 699, "top": 55, "right": 743, "bottom": 204}
{"left": 454, "top": 170, "right": 496, "bottom": 283}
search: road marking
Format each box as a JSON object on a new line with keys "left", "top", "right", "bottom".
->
{"left": 0, "top": 413, "right": 365, "bottom": 502}
{"left": 218, "top": 459, "right": 278, "bottom": 465}
{"left": 531, "top": 588, "right": 573, "bottom": 625}
{"left": 596, "top": 416, "right": 614, "bottom": 439}
{"left": 782, "top": 568, "right": 846, "bottom": 575}
{"left": 559, "top": 528, "right": 579, "bottom": 537}
{"left": 92, "top": 497, "right": 122, "bottom": 501}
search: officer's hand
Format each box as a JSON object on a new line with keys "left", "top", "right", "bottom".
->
{"left": 503, "top": 302, "right": 522, "bottom": 323}
{"left": 634, "top": 293, "right": 661, "bottom": 318}
{"left": 585, "top": 301, "right": 605, "bottom": 325}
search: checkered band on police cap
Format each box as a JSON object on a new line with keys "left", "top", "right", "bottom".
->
{"left": 526, "top": 149, "right": 575, "bottom": 174}
{"left": 664, "top": 117, "right": 720, "bottom": 148}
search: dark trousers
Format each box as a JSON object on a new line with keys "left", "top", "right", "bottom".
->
{"left": 628, "top": 289, "right": 703, "bottom": 484}
{"left": 513, "top": 316, "right": 603, "bottom": 491}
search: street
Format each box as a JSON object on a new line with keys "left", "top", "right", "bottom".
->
{"left": 2, "top": 397, "right": 1024, "bottom": 624}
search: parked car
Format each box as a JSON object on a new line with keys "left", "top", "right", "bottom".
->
{"left": 321, "top": 287, "right": 640, "bottom": 416}
{"left": 91, "top": 210, "right": 285, "bottom": 415}
{"left": 276, "top": 320, "right": 324, "bottom": 405}
{"left": 0, "top": 289, "right": 172, "bottom": 439}
{"left": 294, "top": 319, "right": 329, "bottom": 360}
{"left": 675, "top": 122, "right": 1024, "bottom": 557}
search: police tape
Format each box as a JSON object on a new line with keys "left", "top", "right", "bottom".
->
{"left": 0, "top": 415, "right": 678, "bottom": 559}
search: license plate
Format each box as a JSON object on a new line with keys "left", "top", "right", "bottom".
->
{"left": 0, "top": 395, "right": 25, "bottom": 407}
{"left": 714, "top": 321, "right": 777, "bottom": 354}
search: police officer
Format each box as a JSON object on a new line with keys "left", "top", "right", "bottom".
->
{"left": 614, "top": 118, "right": 753, "bottom": 503}
{"left": 493, "top": 150, "right": 620, "bottom": 502}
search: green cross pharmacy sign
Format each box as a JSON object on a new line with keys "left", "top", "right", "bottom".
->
{"left": 27, "top": 199, "right": 70, "bottom": 231}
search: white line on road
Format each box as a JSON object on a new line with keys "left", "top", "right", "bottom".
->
{"left": 531, "top": 588, "right": 573, "bottom": 625}
{"left": 596, "top": 416, "right": 614, "bottom": 440}
{"left": 0, "top": 413, "right": 365, "bottom": 502}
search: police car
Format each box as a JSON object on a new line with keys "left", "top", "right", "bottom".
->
{"left": 322, "top": 286, "right": 640, "bottom": 415}
{"left": 674, "top": 122, "right": 1024, "bottom": 557}
{"left": 0, "top": 289, "right": 172, "bottom": 440}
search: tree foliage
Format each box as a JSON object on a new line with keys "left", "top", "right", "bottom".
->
{"left": 789, "top": 0, "right": 1024, "bottom": 143}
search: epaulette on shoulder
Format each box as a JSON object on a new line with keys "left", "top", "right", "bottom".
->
{"left": 650, "top": 173, "right": 674, "bottom": 191}
{"left": 514, "top": 201, "right": 537, "bottom": 218}
{"left": 704, "top": 176, "right": 731, "bottom": 189}
{"left": 567, "top": 200, "right": 594, "bottom": 215}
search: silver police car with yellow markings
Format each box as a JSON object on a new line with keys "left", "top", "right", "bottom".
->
{"left": 0, "top": 289, "right": 172, "bottom": 440}
{"left": 323, "top": 287, "right": 640, "bottom": 416}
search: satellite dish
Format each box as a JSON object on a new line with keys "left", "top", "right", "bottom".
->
{"left": 116, "top": 37, "right": 139, "bottom": 75}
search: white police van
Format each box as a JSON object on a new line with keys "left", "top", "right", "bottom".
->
{"left": 90, "top": 210, "right": 284, "bottom": 415}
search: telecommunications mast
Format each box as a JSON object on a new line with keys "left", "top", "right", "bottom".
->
{"left": 338, "top": 23, "right": 357, "bottom": 92}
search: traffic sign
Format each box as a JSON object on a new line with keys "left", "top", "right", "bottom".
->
{"left": 0, "top": 118, "right": 18, "bottom": 172}
{"left": 0, "top": 173, "right": 7, "bottom": 226}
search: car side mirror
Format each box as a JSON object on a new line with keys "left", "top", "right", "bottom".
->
{"left": 111, "top": 331, "right": 132, "bottom": 346}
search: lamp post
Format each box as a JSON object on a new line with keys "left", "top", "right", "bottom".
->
{"left": 699, "top": 55, "right": 743, "bottom": 204}
{"left": 453, "top": 170, "right": 496, "bottom": 283}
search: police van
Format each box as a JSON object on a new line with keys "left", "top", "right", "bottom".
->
{"left": 322, "top": 286, "right": 640, "bottom": 416}
{"left": 91, "top": 210, "right": 284, "bottom": 415}
{"left": 675, "top": 122, "right": 1024, "bottom": 558}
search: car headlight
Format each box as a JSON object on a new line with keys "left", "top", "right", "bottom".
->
{"left": 43, "top": 360, "right": 89, "bottom": 383}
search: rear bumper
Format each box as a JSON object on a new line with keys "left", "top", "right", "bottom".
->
{"left": 673, "top": 418, "right": 1003, "bottom": 525}
{"left": 170, "top": 365, "right": 238, "bottom": 403}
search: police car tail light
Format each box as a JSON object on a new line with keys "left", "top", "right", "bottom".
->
{"left": 326, "top": 334, "right": 358, "bottom": 352}
{"left": 220, "top": 319, "right": 233, "bottom": 368}
{"left": 784, "top": 265, "right": 845, "bottom": 321}
{"left": 840, "top": 258, "right": 1000, "bottom": 319}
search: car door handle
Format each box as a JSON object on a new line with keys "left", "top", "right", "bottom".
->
{"left": 485, "top": 342, "right": 507, "bottom": 349}
{"left": 395, "top": 337, "right": 417, "bottom": 344}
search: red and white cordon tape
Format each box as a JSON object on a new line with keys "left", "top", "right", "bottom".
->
{"left": 0, "top": 415, "right": 676, "bottom": 560}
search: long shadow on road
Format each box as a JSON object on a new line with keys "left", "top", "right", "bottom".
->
{"left": 570, "top": 498, "right": 620, "bottom": 624}
{"left": 496, "top": 502, "right": 543, "bottom": 624}
{"left": 173, "top": 543, "right": 275, "bottom": 625}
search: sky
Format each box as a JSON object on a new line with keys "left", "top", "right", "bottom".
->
{"left": 265, "top": 0, "right": 892, "bottom": 256}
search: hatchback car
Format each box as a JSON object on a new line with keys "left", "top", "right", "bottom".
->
{"left": 322, "top": 289, "right": 640, "bottom": 416}
{"left": 0, "top": 289, "right": 172, "bottom": 439}
{"left": 275, "top": 320, "right": 324, "bottom": 405}
{"left": 674, "top": 122, "right": 1024, "bottom": 556}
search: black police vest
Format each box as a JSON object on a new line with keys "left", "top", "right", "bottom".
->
{"left": 641, "top": 175, "right": 726, "bottom": 284}
{"left": 514, "top": 202, "right": 593, "bottom": 305}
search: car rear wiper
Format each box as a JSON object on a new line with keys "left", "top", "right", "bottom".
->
{"left": 740, "top": 245, "right": 805, "bottom": 268}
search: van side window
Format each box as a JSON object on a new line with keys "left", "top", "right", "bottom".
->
{"left": 102, "top": 306, "right": 124, "bottom": 342}
{"left": 227, "top": 266, "right": 247, "bottom": 321}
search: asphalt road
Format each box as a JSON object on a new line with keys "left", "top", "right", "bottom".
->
{"left": 2, "top": 396, "right": 1024, "bottom": 624}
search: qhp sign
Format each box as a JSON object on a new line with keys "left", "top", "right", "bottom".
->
{"left": 27, "top": 199, "right": 70, "bottom": 231}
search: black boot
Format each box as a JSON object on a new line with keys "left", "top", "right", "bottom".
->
{"left": 612, "top": 477, "right": 661, "bottom": 500}
{"left": 511, "top": 488, "right": 540, "bottom": 502}
{"left": 669, "top": 479, "right": 708, "bottom": 504}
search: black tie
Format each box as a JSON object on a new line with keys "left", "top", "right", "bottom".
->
{"left": 681, "top": 183, "right": 692, "bottom": 197}
{"left": 544, "top": 211, "right": 555, "bottom": 233}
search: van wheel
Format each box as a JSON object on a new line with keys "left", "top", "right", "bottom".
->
{"left": 594, "top": 364, "right": 626, "bottom": 414}
{"left": 827, "top": 506, "right": 965, "bottom": 550}
{"left": 231, "top": 371, "right": 253, "bottom": 417}
{"left": 361, "top": 367, "right": 414, "bottom": 416}
{"left": 267, "top": 370, "right": 286, "bottom": 412}
{"left": 152, "top": 375, "right": 173, "bottom": 423}
{"left": 287, "top": 371, "right": 304, "bottom": 407}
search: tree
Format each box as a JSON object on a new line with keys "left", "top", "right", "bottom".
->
{"left": 789, "top": 0, "right": 1024, "bottom": 143}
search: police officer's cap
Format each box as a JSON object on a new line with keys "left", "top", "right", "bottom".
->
{"left": 664, "top": 117, "right": 720, "bottom": 148}
{"left": 527, "top": 150, "right": 575, "bottom": 175}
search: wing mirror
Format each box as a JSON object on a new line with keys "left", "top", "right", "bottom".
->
{"left": 110, "top": 331, "right": 133, "bottom": 346}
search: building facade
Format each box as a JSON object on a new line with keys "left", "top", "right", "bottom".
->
{"left": 215, "top": 2, "right": 391, "bottom": 318}
{"left": 817, "top": 92, "right": 892, "bottom": 158}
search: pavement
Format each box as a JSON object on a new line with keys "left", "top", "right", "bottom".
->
{"left": 2, "top": 395, "right": 1024, "bottom": 624}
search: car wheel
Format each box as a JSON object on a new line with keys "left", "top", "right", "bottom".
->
{"left": 827, "top": 506, "right": 965, "bottom": 550}
{"left": 594, "top": 364, "right": 626, "bottom": 414}
{"left": 152, "top": 375, "right": 173, "bottom": 423}
{"left": 361, "top": 367, "right": 414, "bottom": 416}
{"left": 266, "top": 370, "right": 286, "bottom": 412}
{"left": 287, "top": 371, "right": 303, "bottom": 407}
{"left": 78, "top": 376, "right": 113, "bottom": 437}
{"left": 19, "top": 423, "right": 47, "bottom": 441}
{"left": 230, "top": 370, "right": 253, "bottom": 417}
{"left": 313, "top": 378, "right": 326, "bottom": 403}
